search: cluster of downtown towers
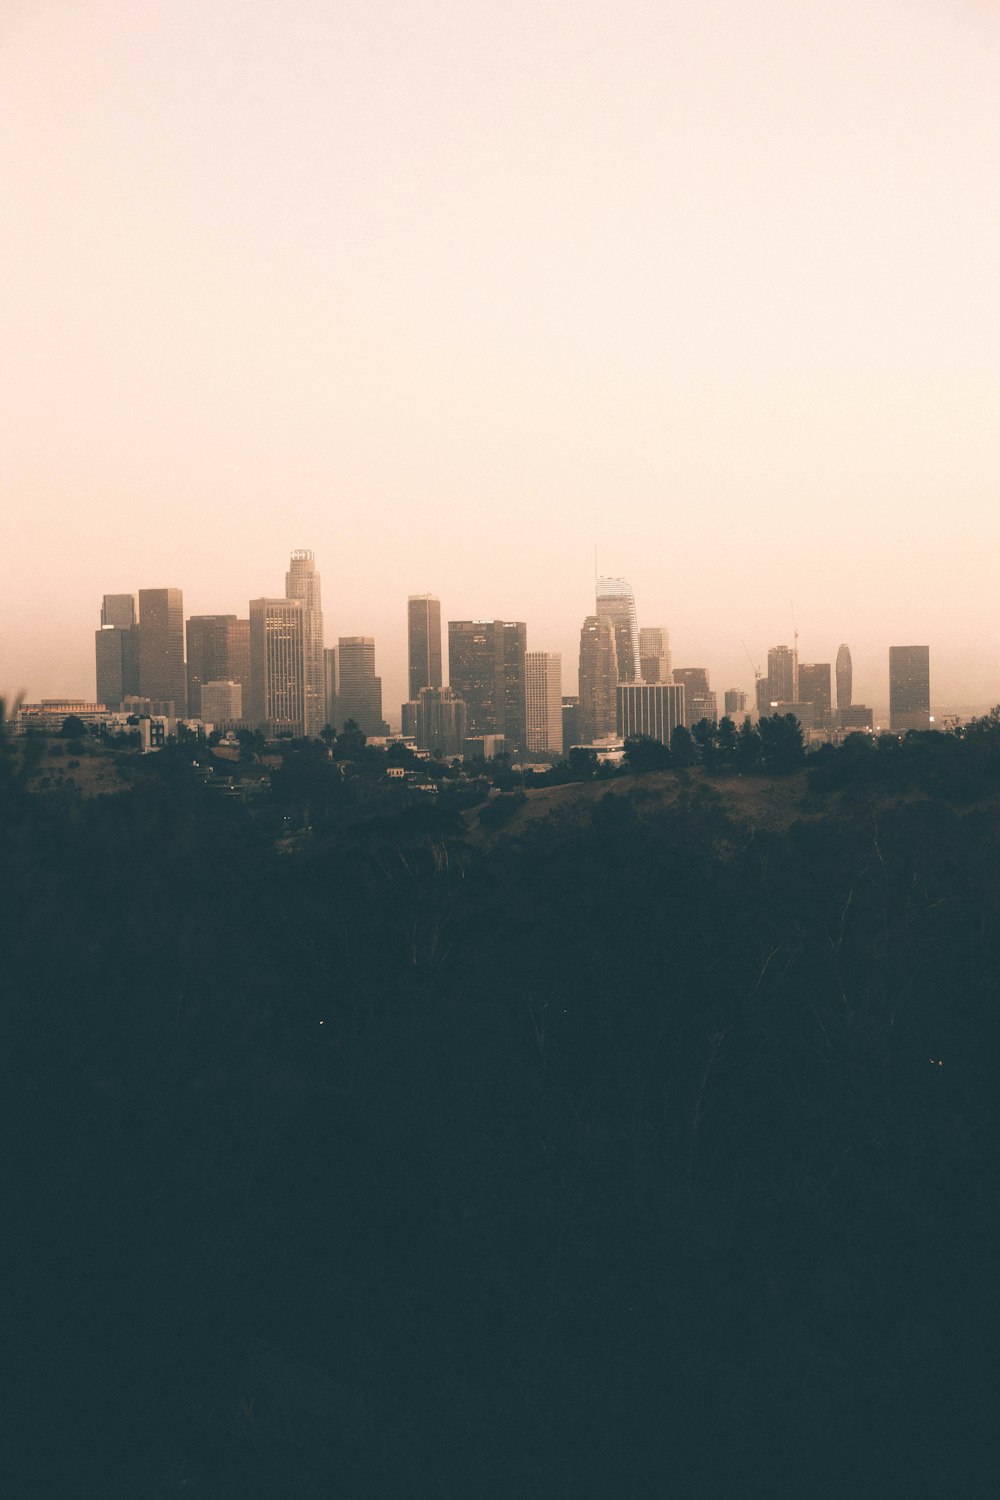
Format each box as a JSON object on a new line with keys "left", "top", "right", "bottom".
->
{"left": 94, "top": 550, "right": 933, "bottom": 757}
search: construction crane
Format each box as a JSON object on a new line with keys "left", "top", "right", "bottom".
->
{"left": 740, "top": 639, "right": 762, "bottom": 710}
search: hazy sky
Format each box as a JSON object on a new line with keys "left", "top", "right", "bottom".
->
{"left": 2, "top": 0, "right": 998, "bottom": 722}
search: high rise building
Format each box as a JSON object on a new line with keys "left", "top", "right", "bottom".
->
{"left": 186, "top": 615, "right": 237, "bottom": 718}
{"left": 448, "top": 621, "right": 504, "bottom": 737}
{"left": 767, "top": 644, "right": 798, "bottom": 705}
{"left": 578, "top": 615, "right": 618, "bottom": 742}
{"left": 337, "top": 636, "right": 386, "bottom": 736}
{"left": 225, "top": 619, "right": 251, "bottom": 707}
{"left": 200, "top": 681, "right": 244, "bottom": 725}
{"left": 889, "top": 646, "right": 930, "bottom": 732}
{"left": 249, "top": 598, "right": 306, "bottom": 736}
{"left": 617, "top": 683, "right": 685, "bottom": 745}
{"left": 323, "top": 647, "right": 337, "bottom": 732}
{"left": 836, "top": 644, "right": 853, "bottom": 711}
{"left": 525, "top": 652, "right": 563, "bottom": 755}
{"left": 285, "top": 549, "right": 325, "bottom": 738}
{"left": 672, "top": 667, "right": 716, "bottom": 727}
{"left": 500, "top": 621, "right": 527, "bottom": 752}
{"left": 798, "top": 663, "right": 832, "bottom": 727}
{"left": 95, "top": 594, "right": 140, "bottom": 710}
{"left": 101, "top": 594, "right": 135, "bottom": 629}
{"left": 596, "top": 576, "right": 640, "bottom": 683}
{"left": 724, "top": 689, "right": 748, "bottom": 718}
{"left": 138, "top": 588, "right": 186, "bottom": 715}
{"left": 415, "top": 686, "right": 467, "bottom": 758}
{"left": 562, "top": 696, "right": 581, "bottom": 750}
{"left": 638, "top": 626, "right": 672, "bottom": 684}
{"left": 408, "top": 595, "right": 443, "bottom": 702}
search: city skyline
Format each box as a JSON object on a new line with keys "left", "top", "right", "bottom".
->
{"left": 3, "top": 2, "right": 999, "bottom": 719}
{"left": 5, "top": 544, "right": 988, "bottom": 734}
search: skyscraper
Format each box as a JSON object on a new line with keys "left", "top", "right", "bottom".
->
{"left": 578, "top": 615, "right": 618, "bottom": 742}
{"left": 285, "top": 549, "right": 325, "bottom": 737}
{"left": 836, "top": 644, "right": 853, "bottom": 711}
{"left": 672, "top": 667, "right": 716, "bottom": 727}
{"left": 596, "top": 576, "right": 640, "bottom": 683}
{"left": 408, "top": 595, "right": 442, "bottom": 702}
{"left": 448, "top": 621, "right": 505, "bottom": 737}
{"left": 200, "top": 681, "right": 243, "bottom": 725}
{"left": 249, "top": 598, "right": 306, "bottom": 736}
{"left": 323, "top": 647, "right": 337, "bottom": 732}
{"left": 138, "top": 588, "right": 186, "bottom": 714}
{"left": 337, "top": 637, "right": 386, "bottom": 736}
{"left": 889, "top": 646, "right": 930, "bottom": 732}
{"left": 798, "top": 663, "right": 832, "bottom": 727}
{"left": 638, "top": 626, "right": 672, "bottom": 684}
{"left": 186, "top": 615, "right": 237, "bottom": 718}
{"left": 767, "top": 644, "right": 798, "bottom": 705}
{"left": 101, "top": 594, "right": 135, "bottom": 629}
{"left": 95, "top": 594, "right": 139, "bottom": 710}
{"left": 500, "top": 621, "right": 527, "bottom": 752}
{"left": 724, "top": 689, "right": 748, "bottom": 718}
{"left": 225, "top": 619, "right": 251, "bottom": 707}
{"left": 525, "top": 652, "right": 563, "bottom": 755}
{"left": 415, "top": 686, "right": 467, "bottom": 758}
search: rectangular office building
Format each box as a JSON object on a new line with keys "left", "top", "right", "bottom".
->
{"left": 616, "top": 683, "right": 686, "bottom": 746}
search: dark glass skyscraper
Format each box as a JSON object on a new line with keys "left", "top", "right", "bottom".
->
{"left": 889, "top": 646, "right": 930, "bottom": 732}
{"left": 95, "top": 594, "right": 139, "bottom": 709}
{"left": 138, "top": 588, "right": 186, "bottom": 714}
{"left": 578, "top": 614, "right": 618, "bottom": 742}
{"left": 449, "top": 621, "right": 501, "bottom": 736}
{"left": 408, "top": 595, "right": 442, "bottom": 702}
{"left": 337, "top": 637, "right": 386, "bottom": 737}
{"left": 186, "top": 615, "right": 237, "bottom": 718}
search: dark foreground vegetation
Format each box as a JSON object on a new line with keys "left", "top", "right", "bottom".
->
{"left": 4, "top": 715, "right": 1000, "bottom": 1496}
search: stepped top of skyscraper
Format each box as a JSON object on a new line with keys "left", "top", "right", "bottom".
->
{"left": 290, "top": 548, "right": 314, "bottom": 563}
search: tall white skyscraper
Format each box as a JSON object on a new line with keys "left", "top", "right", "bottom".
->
{"left": 596, "top": 576, "right": 640, "bottom": 683}
{"left": 285, "top": 549, "right": 325, "bottom": 737}
{"left": 525, "top": 652, "right": 563, "bottom": 755}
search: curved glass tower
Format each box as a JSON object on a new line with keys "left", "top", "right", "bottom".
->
{"left": 596, "top": 576, "right": 640, "bottom": 684}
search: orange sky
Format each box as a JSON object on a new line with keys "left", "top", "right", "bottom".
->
{"left": 2, "top": 0, "right": 998, "bottom": 723}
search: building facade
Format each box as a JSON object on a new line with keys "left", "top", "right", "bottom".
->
{"left": 408, "top": 595, "right": 443, "bottom": 702}
{"left": 889, "top": 645, "right": 930, "bottom": 732}
{"left": 724, "top": 688, "right": 748, "bottom": 717}
{"left": 596, "top": 576, "right": 640, "bottom": 683}
{"left": 249, "top": 597, "right": 306, "bottom": 736}
{"left": 525, "top": 651, "right": 563, "bottom": 755}
{"left": 798, "top": 662, "right": 832, "bottom": 727}
{"left": 186, "top": 615, "right": 237, "bottom": 718}
{"left": 415, "top": 686, "right": 467, "bottom": 758}
{"left": 138, "top": 588, "right": 186, "bottom": 715}
{"left": 337, "top": 636, "right": 386, "bottom": 736}
{"left": 578, "top": 615, "right": 618, "bottom": 743}
{"left": 200, "top": 680, "right": 244, "bottom": 725}
{"left": 638, "top": 626, "right": 672, "bottom": 684}
{"left": 767, "top": 645, "right": 798, "bottom": 706}
{"left": 448, "top": 621, "right": 506, "bottom": 738}
{"left": 836, "top": 644, "right": 852, "bottom": 711}
{"left": 672, "top": 667, "right": 715, "bottom": 727}
{"left": 285, "top": 549, "right": 325, "bottom": 737}
{"left": 616, "top": 682, "right": 685, "bottom": 745}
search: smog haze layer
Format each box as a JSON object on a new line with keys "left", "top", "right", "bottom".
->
{"left": 2, "top": 0, "right": 998, "bottom": 719}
